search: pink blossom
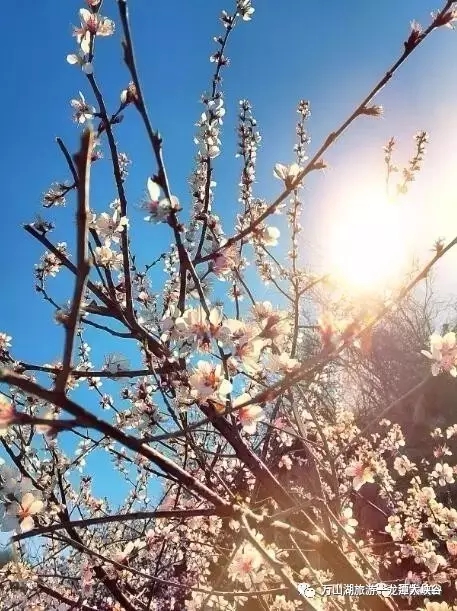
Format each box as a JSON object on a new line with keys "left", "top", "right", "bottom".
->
{"left": 212, "top": 245, "right": 238, "bottom": 277}
{"left": 235, "top": 393, "right": 263, "bottom": 434}
{"left": 189, "top": 361, "right": 232, "bottom": 400}
{"left": 345, "top": 460, "right": 375, "bottom": 490}
{"left": 143, "top": 178, "right": 180, "bottom": 223}
{"left": 340, "top": 506, "right": 358, "bottom": 535}
{"left": 422, "top": 332, "right": 457, "bottom": 376}
{"left": 0, "top": 396, "right": 15, "bottom": 435}
{"left": 4, "top": 492, "right": 44, "bottom": 533}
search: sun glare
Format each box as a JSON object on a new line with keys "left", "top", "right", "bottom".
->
{"left": 326, "top": 190, "right": 410, "bottom": 293}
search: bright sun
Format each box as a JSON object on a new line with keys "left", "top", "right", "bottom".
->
{"left": 326, "top": 190, "right": 410, "bottom": 293}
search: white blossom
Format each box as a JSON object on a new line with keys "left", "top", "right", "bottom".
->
{"left": 70, "top": 92, "right": 95, "bottom": 124}
{"left": 2, "top": 492, "right": 44, "bottom": 533}
{"left": 66, "top": 50, "right": 93, "bottom": 74}
{"left": 422, "top": 332, "right": 457, "bottom": 376}
{"left": 94, "top": 241, "right": 123, "bottom": 270}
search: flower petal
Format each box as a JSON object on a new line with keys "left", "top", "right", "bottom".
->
{"left": 20, "top": 516, "right": 35, "bottom": 533}
{"left": 147, "top": 178, "right": 161, "bottom": 201}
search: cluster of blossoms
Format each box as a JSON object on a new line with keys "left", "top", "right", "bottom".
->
{"left": 35, "top": 242, "right": 68, "bottom": 280}
{"left": 161, "top": 301, "right": 292, "bottom": 432}
{"left": 268, "top": 399, "right": 457, "bottom": 602}
{"left": 186, "top": 19, "right": 231, "bottom": 254}
{"left": 91, "top": 200, "right": 129, "bottom": 243}
{"left": 42, "top": 182, "right": 72, "bottom": 208}
{"left": 93, "top": 242, "right": 123, "bottom": 270}
{"left": 67, "top": 6, "right": 115, "bottom": 74}
{"left": 195, "top": 96, "right": 226, "bottom": 160}
{"left": 186, "top": 8, "right": 261, "bottom": 259}
{"left": 236, "top": 99, "right": 261, "bottom": 208}
{"left": 91, "top": 200, "right": 129, "bottom": 270}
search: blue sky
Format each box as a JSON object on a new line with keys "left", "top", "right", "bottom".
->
{"left": 2, "top": 0, "right": 457, "bottom": 503}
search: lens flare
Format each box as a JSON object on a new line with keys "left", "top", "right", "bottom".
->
{"left": 326, "top": 191, "right": 410, "bottom": 293}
